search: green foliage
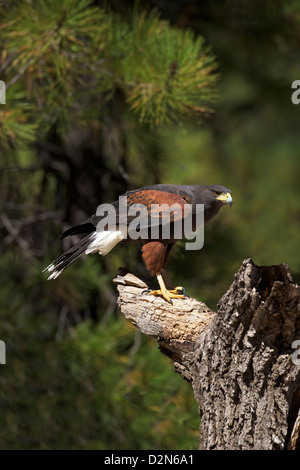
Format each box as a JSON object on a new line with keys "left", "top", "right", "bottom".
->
{"left": 118, "top": 10, "right": 219, "bottom": 125}
{"left": 0, "top": 305, "right": 198, "bottom": 449}
{"left": 0, "top": 0, "right": 218, "bottom": 137}
{"left": 1, "top": 0, "right": 108, "bottom": 135}
{"left": 0, "top": 86, "right": 37, "bottom": 148}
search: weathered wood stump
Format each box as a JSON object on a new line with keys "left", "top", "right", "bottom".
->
{"left": 114, "top": 259, "right": 300, "bottom": 450}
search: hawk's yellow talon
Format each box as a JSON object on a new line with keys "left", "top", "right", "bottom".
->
{"left": 147, "top": 288, "right": 186, "bottom": 303}
{"left": 143, "top": 275, "right": 187, "bottom": 303}
{"left": 163, "top": 286, "right": 186, "bottom": 296}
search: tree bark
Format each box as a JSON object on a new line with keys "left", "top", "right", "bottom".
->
{"left": 114, "top": 259, "right": 300, "bottom": 450}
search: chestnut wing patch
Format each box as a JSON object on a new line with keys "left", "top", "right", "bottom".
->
{"left": 120, "top": 189, "right": 192, "bottom": 227}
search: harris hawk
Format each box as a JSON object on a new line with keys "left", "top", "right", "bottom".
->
{"left": 44, "top": 184, "right": 232, "bottom": 303}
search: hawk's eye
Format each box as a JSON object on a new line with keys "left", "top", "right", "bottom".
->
{"left": 213, "top": 191, "right": 222, "bottom": 196}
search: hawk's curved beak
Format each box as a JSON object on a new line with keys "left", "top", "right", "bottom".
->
{"left": 216, "top": 192, "right": 233, "bottom": 207}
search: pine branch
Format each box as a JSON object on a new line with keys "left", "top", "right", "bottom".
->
{"left": 0, "top": 2, "right": 220, "bottom": 142}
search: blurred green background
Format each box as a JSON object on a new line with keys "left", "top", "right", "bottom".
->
{"left": 1, "top": 0, "right": 300, "bottom": 450}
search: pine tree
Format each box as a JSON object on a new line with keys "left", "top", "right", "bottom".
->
{"left": 0, "top": 0, "right": 219, "bottom": 146}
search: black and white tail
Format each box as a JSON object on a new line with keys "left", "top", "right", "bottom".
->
{"left": 44, "top": 228, "right": 126, "bottom": 280}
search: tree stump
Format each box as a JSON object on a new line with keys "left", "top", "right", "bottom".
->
{"left": 114, "top": 259, "right": 300, "bottom": 450}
